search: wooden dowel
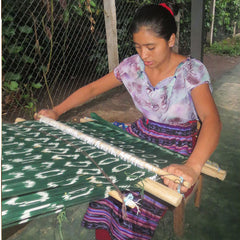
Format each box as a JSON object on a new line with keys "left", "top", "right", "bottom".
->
{"left": 109, "top": 178, "right": 183, "bottom": 208}
{"left": 137, "top": 178, "right": 183, "bottom": 207}
{"left": 201, "top": 164, "right": 226, "bottom": 181}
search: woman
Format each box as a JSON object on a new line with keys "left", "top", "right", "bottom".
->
{"left": 37, "top": 3, "right": 221, "bottom": 239}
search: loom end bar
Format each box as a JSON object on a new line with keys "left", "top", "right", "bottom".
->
{"left": 201, "top": 165, "right": 227, "bottom": 181}
{"left": 108, "top": 179, "right": 183, "bottom": 208}
{"left": 14, "top": 117, "right": 26, "bottom": 123}
{"left": 137, "top": 178, "right": 183, "bottom": 207}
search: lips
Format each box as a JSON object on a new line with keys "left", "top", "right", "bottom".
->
{"left": 144, "top": 61, "right": 153, "bottom": 66}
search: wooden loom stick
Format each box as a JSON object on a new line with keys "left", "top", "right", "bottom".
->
{"left": 109, "top": 178, "right": 183, "bottom": 208}
{"left": 202, "top": 163, "right": 226, "bottom": 181}
{"left": 38, "top": 115, "right": 191, "bottom": 188}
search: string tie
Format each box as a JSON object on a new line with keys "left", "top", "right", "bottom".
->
{"left": 177, "top": 176, "right": 184, "bottom": 193}
{"left": 124, "top": 193, "right": 141, "bottom": 215}
{"left": 207, "top": 160, "right": 221, "bottom": 172}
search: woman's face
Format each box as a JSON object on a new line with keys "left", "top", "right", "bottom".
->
{"left": 133, "top": 27, "right": 174, "bottom": 69}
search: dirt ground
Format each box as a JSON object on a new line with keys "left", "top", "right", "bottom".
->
{"left": 59, "top": 53, "right": 240, "bottom": 123}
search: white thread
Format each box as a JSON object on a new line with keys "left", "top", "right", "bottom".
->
{"left": 39, "top": 116, "right": 162, "bottom": 176}
{"left": 124, "top": 193, "right": 141, "bottom": 214}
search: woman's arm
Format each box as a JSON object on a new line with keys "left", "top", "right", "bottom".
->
{"left": 185, "top": 83, "right": 222, "bottom": 175}
{"left": 36, "top": 71, "right": 122, "bottom": 120}
{"left": 163, "top": 83, "right": 222, "bottom": 192}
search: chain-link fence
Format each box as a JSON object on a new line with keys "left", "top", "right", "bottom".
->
{"left": 2, "top": 0, "right": 105, "bottom": 122}
{"left": 2, "top": 0, "right": 238, "bottom": 123}
{"left": 2, "top": 0, "right": 164, "bottom": 123}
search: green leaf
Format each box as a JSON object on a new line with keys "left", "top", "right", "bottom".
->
{"left": 90, "top": 1, "right": 96, "bottom": 8}
{"left": 25, "top": 102, "right": 34, "bottom": 109}
{"left": 63, "top": 9, "right": 69, "bottom": 23}
{"left": 22, "top": 94, "right": 30, "bottom": 99}
{"left": 22, "top": 55, "right": 34, "bottom": 64}
{"left": 3, "top": 27, "right": 15, "bottom": 37}
{"left": 3, "top": 15, "right": 14, "bottom": 22}
{"left": 73, "top": 5, "right": 83, "bottom": 16}
{"left": 5, "top": 72, "right": 21, "bottom": 81}
{"left": 99, "top": 39, "right": 106, "bottom": 44}
{"left": 19, "top": 26, "right": 33, "bottom": 34}
{"left": 32, "top": 82, "right": 42, "bottom": 89}
{"left": 5, "top": 81, "right": 19, "bottom": 91}
{"left": 40, "top": 65, "right": 47, "bottom": 72}
{"left": 8, "top": 45, "right": 23, "bottom": 54}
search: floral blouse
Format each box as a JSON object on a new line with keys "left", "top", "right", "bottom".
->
{"left": 114, "top": 54, "right": 212, "bottom": 125}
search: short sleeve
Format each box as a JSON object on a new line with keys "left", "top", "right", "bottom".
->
{"left": 185, "top": 59, "right": 212, "bottom": 92}
{"left": 113, "top": 55, "right": 144, "bottom": 83}
{"left": 114, "top": 64, "right": 122, "bottom": 82}
{"left": 114, "top": 57, "right": 132, "bottom": 82}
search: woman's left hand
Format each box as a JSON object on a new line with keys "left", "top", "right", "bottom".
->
{"left": 162, "top": 163, "right": 201, "bottom": 193}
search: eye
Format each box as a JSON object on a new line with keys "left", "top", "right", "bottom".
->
{"left": 148, "top": 47, "right": 155, "bottom": 51}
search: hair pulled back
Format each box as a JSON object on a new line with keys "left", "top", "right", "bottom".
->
{"left": 130, "top": 3, "right": 179, "bottom": 41}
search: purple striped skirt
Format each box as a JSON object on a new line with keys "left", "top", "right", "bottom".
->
{"left": 82, "top": 192, "right": 168, "bottom": 240}
{"left": 126, "top": 117, "right": 198, "bottom": 156}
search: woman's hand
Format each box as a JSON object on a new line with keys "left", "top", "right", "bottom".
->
{"left": 34, "top": 109, "right": 59, "bottom": 121}
{"left": 162, "top": 162, "right": 201, "bottom": 193}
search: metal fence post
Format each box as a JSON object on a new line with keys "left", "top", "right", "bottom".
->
{"left": 103, "top": 0, "right": 119, "bottom": 72}
{"left": 191, "top": 0, "right": 205, "bottom": 61}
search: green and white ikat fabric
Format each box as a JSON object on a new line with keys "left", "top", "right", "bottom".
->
{"left": 2, "top": 118, "right": 186, "bottom": 229}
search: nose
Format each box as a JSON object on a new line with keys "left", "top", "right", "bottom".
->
{"left": 139, "top": 48, "right": 149, "bottom": 60}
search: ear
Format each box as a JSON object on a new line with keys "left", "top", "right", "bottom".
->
{"left": 168, "top": 34, "right": 176, "bottom": 48}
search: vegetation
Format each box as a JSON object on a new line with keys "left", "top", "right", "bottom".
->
{"left": 205, "top": 36, "right": 240, "bottom": 56}
{"left": 2, "top": 0, "right": 102, "bottom": 119}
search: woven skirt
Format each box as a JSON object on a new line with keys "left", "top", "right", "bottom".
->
{"left": 126, "top": 117, "right": 198, "bottom": 156}
{"left": 82, "top": 192, "right": 168, "bottom": 240}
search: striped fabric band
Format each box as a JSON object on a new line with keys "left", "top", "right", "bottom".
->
{"left": 126, "top": 117, "right": 198, "bottom": 156}
{"left": 82, "top": 191, "right": 168, "bottom": 240}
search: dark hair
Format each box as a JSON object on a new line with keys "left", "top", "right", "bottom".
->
{"left": 129, "top": 4, "right": 179, "bottom": 41}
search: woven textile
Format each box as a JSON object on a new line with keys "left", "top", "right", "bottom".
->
{"left": 2, "top": 118, "right": 186, "bottom": 229}
{"left": 82, "top": 192, "right": 168, "bottom": 240}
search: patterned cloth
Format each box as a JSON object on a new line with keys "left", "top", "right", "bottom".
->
{"left": 127, "top": 117, "right": 198, "bottom": 156}
{"left": 82, "top": 192, "right": 168, "bottom": 240}
{"left": 114, "top": 54, "right": 212, "bottom": 125}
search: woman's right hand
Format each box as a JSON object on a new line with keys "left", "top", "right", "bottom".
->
{"left": 34, "top": 109, "right": 59, "bottom": 121}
